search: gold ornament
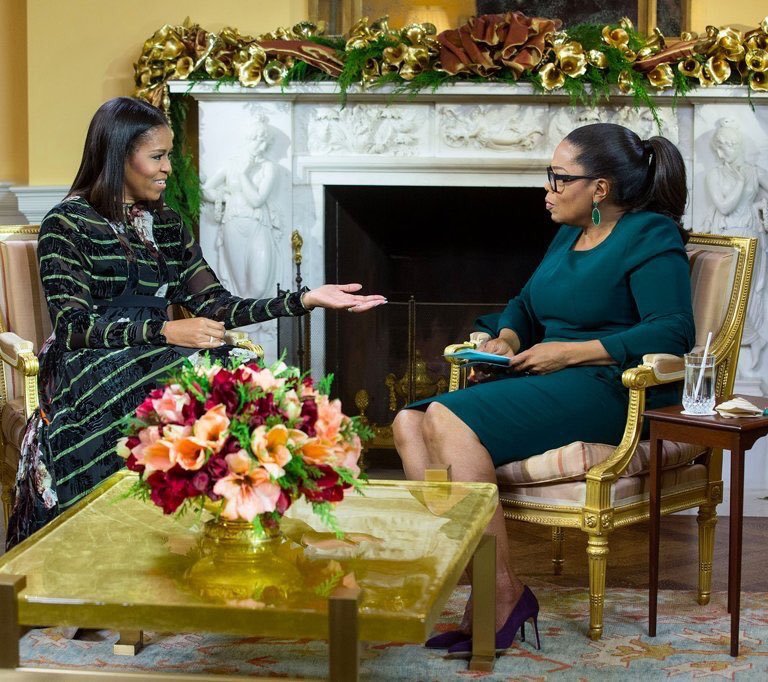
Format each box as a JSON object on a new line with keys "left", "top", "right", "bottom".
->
{"left": 237, "top": 51, "right": 266, "bottom": 86}
{"left": 557, "top": 43, "right": 587, "bottom": 78}
{"left": 706, "top": 55, "right": 731, "bottom": 83}
{"left": 678, "top": 57, "right": 702, "bottom": 77}
{"left": 746, "top": 48, "right": 768, "bottom": 72}
{"left": 263, "top": 59, "right": 287, "bottom": 86}
{"left": 647, "top": 63, "right": 674, "bottom": 89}
{"left": 750, "top": 71, "right": 768, "bottom": 90}
{"left": 587, "top": 49, "right": 608, "bottom": 68}
{"left": 602, "top": 25, "right": 630, "bottom": 50}
{"left": 698, "top": 64, "right": 716, "bottom": 87}
{"left": 539, "top": 62, "right": 565, "bottom": 90}
{"left": 383, "top": 43, "right": 407, "bottom": 66}
{"left": 618, "top": 69, "right": 634, "bottom": 93}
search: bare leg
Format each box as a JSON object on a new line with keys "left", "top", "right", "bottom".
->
{"left": 417, "top": 402, "right": 524, "bottom": 630}
{"left": 393, "top": 409, "right": 432, "bottom": 481}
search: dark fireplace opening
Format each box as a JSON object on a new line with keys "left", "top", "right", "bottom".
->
{"left": 322, "top": 184, "right": 558, "bottom": 458}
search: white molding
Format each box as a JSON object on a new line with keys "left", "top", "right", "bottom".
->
{"left": 0, "top": 182, "right": 26, "bottom": 224}
{"left": 10, "top": 185, "right": 67, "bottom": 224}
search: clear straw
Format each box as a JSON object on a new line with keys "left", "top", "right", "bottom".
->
{"left": 694, "top": 330, "right": 713, "bottom": 400}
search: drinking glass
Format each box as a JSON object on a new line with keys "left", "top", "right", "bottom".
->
{"left": 682, "top": 352, "right": 716, "bottom": 415}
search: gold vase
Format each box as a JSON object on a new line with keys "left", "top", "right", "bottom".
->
{"left": 186, "top": 515, "right": 302, "bottom": 603}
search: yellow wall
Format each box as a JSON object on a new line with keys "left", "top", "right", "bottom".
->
{"left": 0, "top": 0, "right": 28, "bottom": 183}
{"left": 24, "top": 0, "right": 307, "bottom": 186}
{"left": 3, "top": 1, "right": 766, "bottom": 187}
{"left": 690, "top": 1, "right": 766, "bottom": 30}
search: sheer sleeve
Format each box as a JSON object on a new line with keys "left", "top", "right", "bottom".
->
{"left": 38, "top": 210, "right": 162, "bottom": 350}
{"left": 169, "top": 219, "right": 308, "bottom": 326}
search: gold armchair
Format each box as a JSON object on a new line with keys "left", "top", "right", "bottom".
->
{"left": 444, "top": 233, "right": 756, "bottom": 639}
{"left": 0, "top": 225, "right": 262, "bottom": 533}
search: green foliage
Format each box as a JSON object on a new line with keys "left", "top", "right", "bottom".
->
{"left": 311, "top": 500, "right": 344, "bottom": 538}
{"left": 316, "top": 372, "right": 334, "bottom": 396}
{"left": 564, "top": 24, "right": 605, "bottom": 51}
{"left": 314, "top": 569, "right": 345, "bottom": 598}
{"left": 165, "top": 95, "right": 200, "bottom": 233}
{"left": 337, "top": 34, "right": 400, "bottom": 102}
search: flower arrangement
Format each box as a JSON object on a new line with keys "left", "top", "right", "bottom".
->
{"left": 117, "top": 355, "right": 368, "bottom": 537}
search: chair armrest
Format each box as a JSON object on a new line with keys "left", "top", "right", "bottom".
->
{"left": 224, "top": 330, "right": 264, "bottom": 357}
{"left": 0, "top": 331, "right": 40, "bottom": 418}
{"left": 588, "top": 355, "right": 685, "bottom": 484}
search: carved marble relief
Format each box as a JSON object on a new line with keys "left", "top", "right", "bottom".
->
{"left": 201, "top": 110, "right": 284, "bottom": 300}
{"left": 306, "top": 105, "right": 424, "bottom": 155}
{"left": 439, "top": 105, "right": 545, "bottom": 151}
{"left": 694, "top": 106, "right": 768, "bottom": 383}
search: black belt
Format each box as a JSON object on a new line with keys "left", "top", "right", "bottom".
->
{"left": 92, "top": 295, "right": 169, "bottom": 309}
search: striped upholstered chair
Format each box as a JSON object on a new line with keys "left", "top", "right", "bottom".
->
{"left": 444, "top": 232, "right": 756, "bottom": 640}
{"left": 0, "top": 225, "right": 48, "bottom": 531}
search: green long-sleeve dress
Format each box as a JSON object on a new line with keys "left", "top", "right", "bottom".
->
{"left": 407, "top": 211, "right": 696, "bottom": 466}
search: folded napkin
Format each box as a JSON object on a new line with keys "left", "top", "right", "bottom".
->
{"left": 715, "top": 397, "right": 765, "bottom": 418}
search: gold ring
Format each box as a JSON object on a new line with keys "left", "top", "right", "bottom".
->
{"left": 209, "top": 335, "right": 214, "bottom": 343}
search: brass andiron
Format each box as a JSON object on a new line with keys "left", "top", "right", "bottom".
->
{"left": 386, "top": 350, "right": 448, "bottom": 411}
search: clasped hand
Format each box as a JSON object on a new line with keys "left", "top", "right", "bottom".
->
{"left": 479, "top": 339, "right": 571, "bottom": 375}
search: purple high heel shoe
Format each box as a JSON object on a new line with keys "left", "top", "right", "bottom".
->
{"left": 446, "top": 586, "right": 541, "bottom": 657}
{"left": 424, "top": 629, "right": 471, "bottom": 649}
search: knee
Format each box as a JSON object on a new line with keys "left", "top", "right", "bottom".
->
{"left": 392, "top": 409, "right": 421, "bottom": 453}
{"left": 421, "top": 402, "right": 455, "bottom": 443}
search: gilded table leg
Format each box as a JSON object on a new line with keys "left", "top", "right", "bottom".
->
{"left": 470, "top": 533, "right": 496, "bottom": 672}
{"left": 329, "top": 585, "right": 361, "bottom": 681}
{"left": 0, "top": 574, "right": 26, "bottom": 668}
{"left": 113, "top": 630, "right": 144, "bottom": 656}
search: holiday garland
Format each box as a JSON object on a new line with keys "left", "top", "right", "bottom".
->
{"left": 134, "top": 12, "right": 768, "bottom": 227}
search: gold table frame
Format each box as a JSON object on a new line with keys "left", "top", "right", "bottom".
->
{"left": 0, "top": 472, "right": 498, "bottom": 680}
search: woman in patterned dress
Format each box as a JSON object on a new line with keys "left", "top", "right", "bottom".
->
{"left": 6, "top": 97, "right": 385, "bottom": 548}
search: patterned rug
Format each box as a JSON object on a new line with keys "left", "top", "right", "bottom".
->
{"left": 19, "top": 585, "right": 768, "bottom": 680}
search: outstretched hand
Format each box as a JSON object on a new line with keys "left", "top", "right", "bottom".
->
{"left": 303, "top": 283, "right": 387, "bottom": 313}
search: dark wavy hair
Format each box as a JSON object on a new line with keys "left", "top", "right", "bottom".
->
{"left": 69, "top": 97, "right": 169, "bottom": 222}
{"left": 564, "top": 123, "right": 689, "bottom": 243}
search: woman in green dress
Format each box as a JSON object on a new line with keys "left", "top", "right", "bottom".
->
{"left": 394, "top": 122, "right": 695, "bottom": 654}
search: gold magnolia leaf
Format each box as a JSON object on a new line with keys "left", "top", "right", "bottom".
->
{"left": 587, "top": 49, "right": 608, "bottom": 68}
{"left": 750, "top": 71, "right": 768, "bottom": 90}
{"left": 678, "top": 57, "right": 701, "bottom": 77}
{"left": 746, "top": 48, "right": 768, "bottom": 72}
{"left": 707, "top": 55, "right": 731, "bottom": 83}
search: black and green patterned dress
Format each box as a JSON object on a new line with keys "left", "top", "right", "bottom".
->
{"left": 6, "top": 197, "right": 308, "bottom": 547}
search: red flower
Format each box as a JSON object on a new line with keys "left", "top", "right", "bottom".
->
{"left": 181, "top": 396, "right": 204, "bottom": 426}
{"left": 297, "top": 398, "right": 318, "bottom": 437}
{"left": 125, "top": 453, "right": 145, "bottom": 474}
{"left": 247, "top": 393, "right": 281, "bottom": 428}
{"left": 300, "top": 465, "right": 348, "bottom": 503}
{"left": 205, "top": 369, "right": 240, "bottom": 414}
{"left": 136, "top": 388, "right": 164, "bottom": 420}
{"left": 275, "top": 488, "right": 292, "bottom": 515}
{"left": 146, "top": 467, "right": 198, "bottom": 514}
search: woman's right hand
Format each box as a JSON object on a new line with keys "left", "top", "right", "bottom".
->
{"left": 479, "top": 336, "right": 516, "bottom": 360}
{"left": 162, "top": 317, "right": 225, "bottom": 348}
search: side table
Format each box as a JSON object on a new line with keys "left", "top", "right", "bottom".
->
{"left": 645, "top": 395, "right": 768, "bottom": 657}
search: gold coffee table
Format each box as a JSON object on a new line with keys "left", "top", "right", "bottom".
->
{"left": 0, "top": 472, "right": 498, "bottom": 681}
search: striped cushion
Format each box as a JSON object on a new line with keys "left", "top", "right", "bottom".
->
{"left": 0, "top": 240, "right": 51, "bottom": 352}
{"left": 687, "top": 244, "right": 736, "bottom": 348}
{"left": 499, "top": 463, "right": 708, "bottom": 507}
{"left": 496, "top": 439, "right": 705, "bottom": 490}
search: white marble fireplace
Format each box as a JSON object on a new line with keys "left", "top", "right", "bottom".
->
{"left": 179, "top": 81, "right": 768, "bottom": 509}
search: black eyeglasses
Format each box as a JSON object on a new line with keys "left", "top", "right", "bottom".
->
{"left": 546, "top": 166, "right": 599, "bottom": 193}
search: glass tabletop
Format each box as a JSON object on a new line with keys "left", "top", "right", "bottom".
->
{"left": 0, "top": 472, "right": 497, "bottom": 642}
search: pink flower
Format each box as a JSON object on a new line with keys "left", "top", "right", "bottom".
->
{"left": 250, "top": 424, "right": 305, "bottom": 478}
{"left": 249, "top": 368, "right": 285, "bottom": 393}
{"left": 281, "top": 389, "right": 302, "bottom": 420}
{"left": 173, "top": 436, "right": 210, "bottom": 471}
{"left": 333, "top": 434, "right": 362, "bottom": 477}
{"left": 213, "top": 454, "right": 281, "bottom": 521}
{"left": 152, "top": 384, "right": 191, "bottom": 423}
{"left": 130, "top": 426, "right": 162, "bottom": 467}
{"left": 193, "top": 404, "right": 230, "bottom": 452}
{"left": 140, "top": 439, "right": 177, "bottom": 474}
{"left": 300, "top": 437, "right": 337, "bottom": 466}
{"left": 314, "top": 395, "right": 344, "bottom": 442}
{"left": 136, "top": 388, "right": 163, "bottom": 420}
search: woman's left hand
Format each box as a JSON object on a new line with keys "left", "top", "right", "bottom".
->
{"left": 302, "top": 283, "right": 387, "bottom": 313}
{"left": 508, "top": 342, "right": 572, "bottom": 375}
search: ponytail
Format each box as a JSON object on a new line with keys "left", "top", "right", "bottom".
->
{"left": 565, "top": 123, "right": 690, "bottom": 244}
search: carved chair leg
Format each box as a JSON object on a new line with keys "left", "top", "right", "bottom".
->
{"left": 697, "top": 503, "right": 718, "bottom": 606}
{"left": 1, "top": 467, "right": 14, "bottom": 535}
{"left": 586, "top": 534, "right": 609, "bottom": 641}
{"left": 552, "top": 527, "right": 564, "bottom": 576}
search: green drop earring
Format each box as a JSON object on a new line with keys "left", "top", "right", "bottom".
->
{"left": 591, "top": 201, "right": 601, "bottom": 227}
